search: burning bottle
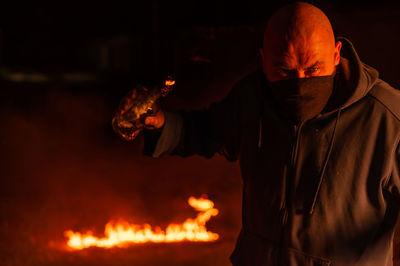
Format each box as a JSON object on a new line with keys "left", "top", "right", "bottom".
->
{"left": 112, "top": 76, "right": 175, "bottom": 140}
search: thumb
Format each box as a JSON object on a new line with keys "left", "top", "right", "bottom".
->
{"left": 144, "top": 110, "right": 165, "bottom": 129}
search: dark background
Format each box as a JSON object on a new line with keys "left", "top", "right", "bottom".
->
{"left": 0, "top": 1, "right": 399, "bottom": 265}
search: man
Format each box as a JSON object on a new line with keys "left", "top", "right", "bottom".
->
{"left": 141, "top": 2, "right": 400, "bottom": 265}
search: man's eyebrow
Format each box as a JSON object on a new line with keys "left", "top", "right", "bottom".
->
{"left": 273, "top": 61, "right": 292, "bottom": 68}
{"left": 272, "top": 60, "right": 324, "bottom": 69}
{"left": 306, "top": 61, "right": 324, "bottom": 69}
{"left": 273, "top": 54, "right": 294, "bottom": 68}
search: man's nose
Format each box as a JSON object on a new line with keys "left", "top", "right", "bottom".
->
{"left": 295, "top": 70, "right": 306, "bottom": 79}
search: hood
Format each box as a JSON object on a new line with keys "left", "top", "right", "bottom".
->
{"left": 326, "top": 37, "right": 379, "bottom": 112}
{"left": 309, "top": 37, "right": 380, "bottom": 214}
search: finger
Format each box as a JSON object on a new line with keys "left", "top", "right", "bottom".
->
{"left": 144, "top": 116, "right": 157, "bottom": 126}
{"left": 129, "top": 129, "right": 141, "bottom": 140}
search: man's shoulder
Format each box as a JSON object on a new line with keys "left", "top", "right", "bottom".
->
{"left": 368, "top": 79, "right": 400, "bottom": 121}
{"left": 230, "top": 68, "right": 266, "bottom": 99}
{"left": 234, "top": 68, "right": 265, "bottom": 87}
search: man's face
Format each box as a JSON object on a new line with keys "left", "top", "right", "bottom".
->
{"left": 261, "top": 33, "right": 342, "bottom": 82}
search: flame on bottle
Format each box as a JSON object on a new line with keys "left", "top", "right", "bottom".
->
{"left": 165, "top": 80, "right": 175, "bottom": 86}
{"left": 64, "top": 196, "right": 219, "bottom": 250}
{"left": 161, "top": 76, "right": 175, "bottom": 97}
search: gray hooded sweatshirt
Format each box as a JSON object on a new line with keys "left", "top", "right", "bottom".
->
{"left": 144, "top": 37, "right": 400, "bottom": 266}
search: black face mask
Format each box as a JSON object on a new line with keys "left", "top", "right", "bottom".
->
{"left": 268, "top": 74, "right": 335, "bottom": 123}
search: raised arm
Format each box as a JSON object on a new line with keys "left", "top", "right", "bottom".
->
{"left": 143, "top": 83, "right": 244, "bottom": 161}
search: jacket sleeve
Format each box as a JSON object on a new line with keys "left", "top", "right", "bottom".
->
{"left": 384, "top": 143, "right": 400, "bottom": 204}
{"left": 143, "top": 83, "right": 243, "bottom": 162}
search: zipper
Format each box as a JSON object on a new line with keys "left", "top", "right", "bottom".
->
{"left": 278, "top": 122, "right": 303, "bottom": 265}
{"left": 282, "top": 122, "right": 303, "bottom": 225}
{"left": 291, "top": 123, "right": 304, "bottom": 169}
{"left": 258, "top": 117, "right": 262, "bottom": 150}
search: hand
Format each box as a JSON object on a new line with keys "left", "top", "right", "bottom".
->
{"left": 111, "top": 109, "right": 164, "bottom": 141}
{"left": 144, "top": 109, "right": 165, "bottom": 130}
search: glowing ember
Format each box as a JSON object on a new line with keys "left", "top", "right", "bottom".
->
{"left": 64, "top": 196, "right": 219, "bottom": 250}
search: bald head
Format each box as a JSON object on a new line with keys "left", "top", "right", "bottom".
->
{"left": 261, "top": 2, "right": 341, "bottom": 82}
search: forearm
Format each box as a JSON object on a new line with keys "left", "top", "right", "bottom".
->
{"left": 143, "top": 82, "right": 243, "bottom": 160}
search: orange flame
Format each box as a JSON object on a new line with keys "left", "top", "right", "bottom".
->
{"left": 64, "top": 196, "right": 219, "bottom": 250}
{"left": 165, "top": 79, "right": 175, "bottom": 86}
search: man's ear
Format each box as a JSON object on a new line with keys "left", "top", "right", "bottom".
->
{"left": 334, "top": 41, "right": 342, "bottom": 66}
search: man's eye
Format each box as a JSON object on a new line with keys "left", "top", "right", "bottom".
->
{"left": 278, "top": 69, "right": 291, "bottom": 76}
{"left": 305, "top": 67, "right": 319, "bottom": 75}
